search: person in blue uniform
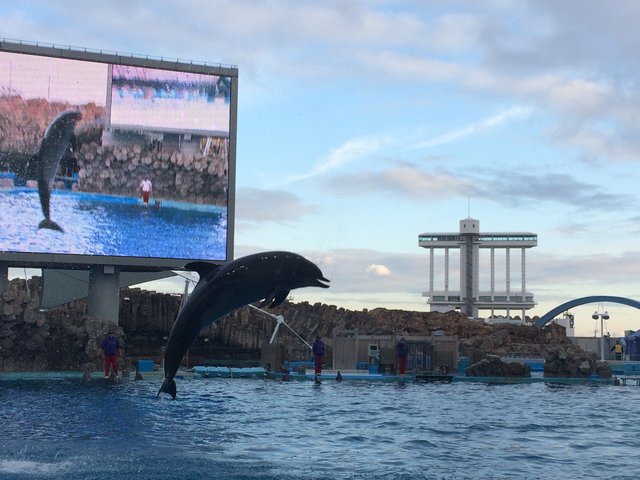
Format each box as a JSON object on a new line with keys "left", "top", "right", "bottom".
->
{"left": 99, "top": 330, "right": 126, "bottom": 382}
{"left": 312, "top": 335, "right": 325, "bottom": 376}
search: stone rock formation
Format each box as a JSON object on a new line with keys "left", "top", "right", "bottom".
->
{"left": 464, "top": 355, "right": 531, "bottom": 377}
{"left": 543, "top": 348, "right": 612, "bottom": 378}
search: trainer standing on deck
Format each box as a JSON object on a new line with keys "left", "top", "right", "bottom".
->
{"left": 611, "top": 340, "right": 624, "bottom": 360}
{"left": 396, "top": 337, "right": 410, "bottom": 375}
{"left": 99, "top": 330, "right": 126, "bottom": 382}
{"left": 312, "top": 335, "right": 325, "bottom": 376}
{"left": 139, "top": 174, "right": 153, "bottom": 206}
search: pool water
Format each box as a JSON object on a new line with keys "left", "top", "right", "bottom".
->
{"left": 1, "top": 377, "right": 638, "bottom": 479}
{"left": 0, "top": 190, "right": 227, "bottom": 260}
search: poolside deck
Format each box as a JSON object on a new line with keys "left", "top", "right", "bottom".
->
{"left": 0, "top": 368, "right": 623, "bottom": 386}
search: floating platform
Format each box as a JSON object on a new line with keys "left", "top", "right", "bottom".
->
{"left": 617, "top": 376, "right": 640, "bottom": 386}
{"left": 415, "top": 371, "right": 454, "bottom": 383}
{"left": 454, "top": 375, "right": 615, "bottom": 385}
{"left": 192, "top": 366, "right": 266, "bottom": 378}
{"left": 262, "top": 370, "right": 616, "bottom": 385}
{"left": 265, "top": 370, "right": 415, "bottom": 382}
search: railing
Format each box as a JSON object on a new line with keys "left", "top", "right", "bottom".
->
{"left": 0, "top": 37, "right": 238, "bottom": 70}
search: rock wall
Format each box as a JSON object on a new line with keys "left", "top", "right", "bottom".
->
{"left": 461, "top": 323, "right": 577, "bottom": 363}
{"left": 0, "top": 277, "right": 595, "bottom": 372}
{"left": 76, "top": 140, "right": 228, "bottom": 205}
{"left": 0, "top": 277, "right": 49, "bottom": 370}
{"left": 0, "top": 277, "right": 122, "bottom": 371}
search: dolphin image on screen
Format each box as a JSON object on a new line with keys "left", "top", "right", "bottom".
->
{"left": 34, "top": 109, "right": 82, "bottom": 232}
{"left": 158, "top": 251, "right": 330, "bottom": 399}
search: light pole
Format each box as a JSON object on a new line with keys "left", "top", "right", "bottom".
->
{"left": 592, "top": 311, "right": 610, "bottom": 361}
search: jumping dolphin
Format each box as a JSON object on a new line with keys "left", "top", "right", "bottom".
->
{"left": 158, "top": 251, "right": 330, "bottom": 399}
{"left": 34, "top": 109, "right": 82, "bottom": 232}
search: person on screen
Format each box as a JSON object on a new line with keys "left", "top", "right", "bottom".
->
{"left": 139, "top": 175, "right": 153, "bottom": 206}
{"left": 99, "top": 329, "right": 126, "bottom": 382}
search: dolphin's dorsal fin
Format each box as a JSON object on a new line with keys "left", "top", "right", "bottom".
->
{"left": 184, "top": 261, "right": 220, "bottom": 278}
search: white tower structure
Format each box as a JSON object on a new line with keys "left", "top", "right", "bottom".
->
{"left": 418, "top": 218, "right": 537, "bottom": 319}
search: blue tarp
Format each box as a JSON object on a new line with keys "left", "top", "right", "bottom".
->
{"left": 625, "top": 330, "right": 640, "bottom": 360}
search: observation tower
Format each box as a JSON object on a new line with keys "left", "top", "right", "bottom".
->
{"left": 418, "top": 218, "right": 537, "bottom": 319}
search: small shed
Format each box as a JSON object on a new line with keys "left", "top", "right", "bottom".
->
{"left": 332, "top": 330, "right": 459, "bottom": 373}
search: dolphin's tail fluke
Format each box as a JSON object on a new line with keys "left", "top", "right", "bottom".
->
{"left": 38, "top": 218, "right": 64, "bottom": 232}
{"left": 158, "top": 377, "right": 177, "bottom": 400}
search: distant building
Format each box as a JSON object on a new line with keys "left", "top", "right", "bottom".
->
{"left": 418, "top": 218, "right": 537, "bottom": 319}
{"left": 549, "top": 312, "right": 576, "bottom": 337}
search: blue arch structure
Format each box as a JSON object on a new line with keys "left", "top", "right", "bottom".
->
{"left": 535, "top": 295, "right": 640, "bottom": 328}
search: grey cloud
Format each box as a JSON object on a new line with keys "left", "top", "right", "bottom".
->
{"left": 321, "top": 163, "right": 630, "bottom": 212}
{"left": 528, "top": 250, "right": 640, "bottom": 289}
{"left": 472, "top": 170, "right": 631, "bottom": 211}
{"left": 235, "top": 187, "right": 319, "bottom": 226}
{"left": 468, "top": 2, "right": 640, "bottom": 163}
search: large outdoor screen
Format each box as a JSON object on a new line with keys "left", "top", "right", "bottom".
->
{"left": 0, "top": 41, "right": 237, "bottom": 270}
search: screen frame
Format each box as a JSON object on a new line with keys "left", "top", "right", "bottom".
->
{"left": 0, "top": 39, "right": 237, "bottom": 271}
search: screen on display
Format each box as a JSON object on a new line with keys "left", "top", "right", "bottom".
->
{"left": 0, "top": 41, "right": 237, "bottom": 269}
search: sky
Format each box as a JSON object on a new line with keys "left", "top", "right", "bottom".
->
{"left": 2, "top": 0, "right": 640, "bottom": 337}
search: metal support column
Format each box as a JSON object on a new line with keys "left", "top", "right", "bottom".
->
{"left": 521, "top": 248, "right": 526, "bottom": 320}
{"left": 87, "top": 265, "right": 121, "bottom": 325}
{"left": 444, "top": 247, "right": 449, "bottom": 293}
{"left": 490, "top": 248, "right": 495, "bottom": 298}
{"left": 0, "top": 262, "right": 7, "bottom": 294}
{"left": 505, "top": 247, "right": 511, "bottom": 300}
{"left": 429, "top": 248, "right": 434, "bottom": 294}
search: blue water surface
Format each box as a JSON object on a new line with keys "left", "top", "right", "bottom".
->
{"left": 0, "top": 190, "right": 227, "bottom": 260}
{"left": 1, "top": 377, "right": 638, "bottom": 479}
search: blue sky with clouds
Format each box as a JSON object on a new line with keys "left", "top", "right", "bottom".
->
{"left": 3, "top": 0, "right": 640, "bottom": 336}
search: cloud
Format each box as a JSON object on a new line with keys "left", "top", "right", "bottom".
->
{"left": 366, "top": 264, "right": 392, "bottom": 276}
{"left": 299, "top": 248, "right": 427, "bottom": 294}
{"left": 324, "top": 165, "right": 470, "bottom": 199}
{"left": 281, "top": 106, "right": 531, "bottom": 186}
{"left": 548, "top": 124, "right": 640, "bottom": 163}
{"left": 278, "top": 133, "right": 394, "bottom": 185}
{"left": 407, "top": 106, "right": 532, "bottom": 150}
{"left": 322, "top": 162, "right": 630, "bottom": 213}
{"left": 529, "top": 250, "right": 640, "bottom": 293}
{"left": 235, "top": 187, "right": 319, "bottom": 226}
{"left": 16, "top": 1, "right": 636, "bottom": 171}
{"left": 355, "top": 50, "right": 463, "bottom": 82}
{"left": 472, "top": 170, "right": 631, "bottom": 211}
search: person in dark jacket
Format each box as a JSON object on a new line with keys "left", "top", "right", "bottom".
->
{"left": 312, "top": 335, "right": 325, "bottom": 375}
{"left": 99, "top": 330, "right": 126, "bottom": 382}
{"left": 396, "top": 337, "right": 410, "bottom": 375}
